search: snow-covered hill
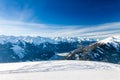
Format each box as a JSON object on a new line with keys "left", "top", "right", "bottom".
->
{"left": 0, "top": 61, "right": 120, "bottom": 80}
{"left": 0, "top": 60, "right": 120, "bottom": 73}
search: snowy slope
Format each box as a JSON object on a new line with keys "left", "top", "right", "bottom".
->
{"left": 0, "top": 70, "right": 120, "bottom": 80}
{"left": 0, "top": 60, "right": 120, "bottom": 73}
{"left": 0, "top": 61, "right": 120, "bottom": 80}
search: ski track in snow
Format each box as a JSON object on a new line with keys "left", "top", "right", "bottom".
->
{"left": 0, "top": 70, "right": 120, "bottom": 80}
{"left": 0, "top": 60, "right": 120, "bottom": 80}
{"left": 0, "top": 60, "right": 120, "bottom": 74}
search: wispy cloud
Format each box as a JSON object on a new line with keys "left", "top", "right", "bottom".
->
{"left": 0, "top": 1, "right": 119, "bottom": 39}
{"left": 0, "top": 19, "right": 120, "bottom": 39}
{"left": 51, "top": 22, "right": 120, "bottom": 38}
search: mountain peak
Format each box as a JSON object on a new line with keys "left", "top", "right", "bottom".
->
{"left": 99, "top": 36, "right": 120, "bottom": 44}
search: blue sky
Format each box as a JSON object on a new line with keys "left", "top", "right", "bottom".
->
{"left": 0, "top": 0, "right": 120, "bottom": 38}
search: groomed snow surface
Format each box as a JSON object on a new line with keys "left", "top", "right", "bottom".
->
{"left": 0, "top": 60, "right": 120, "bottom": 80}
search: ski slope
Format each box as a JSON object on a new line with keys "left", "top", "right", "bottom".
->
{"left": 0, "top": 60, "right": 120, "bottom": 80}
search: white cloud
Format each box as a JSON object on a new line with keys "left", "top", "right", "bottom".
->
{"left": 0, "top": 1, "right": 120, "bottom": 39}
{"left": 52, "top": 22, "right": 120, "bottom": 38}
{"left": 0, "top": 19, "right": 120, "bottom": 39}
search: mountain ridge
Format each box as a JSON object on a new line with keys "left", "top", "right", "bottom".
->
{"left": 0, "top": 35, "right": 96, "bottom": 63}
{"left": 66, "top": 36, "right": 120, "bottom": 64}
{"left": 0, "top": 35, "right": 120, "bottom": 64}
{"left": 0, "top": 35, "right": 97, "bottom": 45}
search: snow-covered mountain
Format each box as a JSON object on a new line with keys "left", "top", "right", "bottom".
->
{"left": 0, "top": 35, "right": 97, "bottom": 44}
{"left": 0, "top": 35, "right": 96, "bottom": 63}
{"left": 1, "top": 35, "right": 120, "bottom": 64}
{"left": 0, "top": 36, "right": 120, "bottom": 80}
{"left": 99, "top": 36, "right": 120, "bottom": 43}
{"left": 99, "top": 36, "right": 120, "bottom": 50}
{"left": 66, "top": 36, "right": 120, "bottom": 64}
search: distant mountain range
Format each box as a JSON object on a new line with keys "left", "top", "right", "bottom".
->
{"left": 0, "top": 35, "right": 96, "bottom": 63}
{"left": 0, "top": 35, "right": 120, "bottom": 64}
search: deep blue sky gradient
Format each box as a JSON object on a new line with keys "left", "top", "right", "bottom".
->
{"left": 1, "top": 0, "right": 120, "bottom": 25}
{"left": 0, "top": 0, "right": 120, "bottom": 37}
